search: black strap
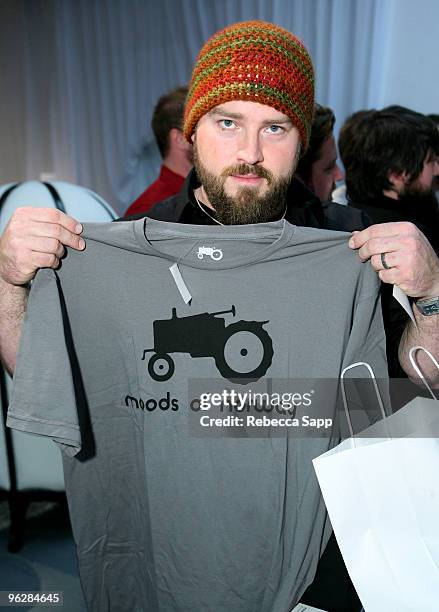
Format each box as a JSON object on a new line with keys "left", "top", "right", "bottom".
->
{"left": 0, "top": 181, "right": 66, "bottom": 214}
{"left": 42, "top": 182, "right": 67, "bottom": 213}
{"left": 1, "top": 180, "right": 116, "bottom": 219}
{"left": 0, "top": 365, "right": 17, "bottom": 492}
{"left": 88, "top": 191, "right": 117, "bottom": 220}
{"left": 0, "top": 183, "right": 21, "bottom": 212}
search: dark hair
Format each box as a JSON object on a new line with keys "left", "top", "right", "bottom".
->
{"left": 427, "top": 114, "right": 439, "bottom": 125}
{"left": 345, "top": 106, "right": 439, "bottom": 202}
{"left": 151, "top": 86, "right": 188, "bottom": 158}
{"left": 338, "top": 109, "right": 373, "bottom": 168}
{"left": 296, "top": 104, "right": 335, "bottom": 182}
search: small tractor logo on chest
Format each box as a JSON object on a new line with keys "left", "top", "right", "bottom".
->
{"left": 197, "top": 246, "right": 223, "bottom": 261}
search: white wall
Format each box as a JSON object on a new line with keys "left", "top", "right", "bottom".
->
{"left": 379, "top": 0, "right": 439, "bottom": 113}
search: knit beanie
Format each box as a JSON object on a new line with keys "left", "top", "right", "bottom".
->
{"left": 183, "top": 20, "right": 315, "bottom": 151}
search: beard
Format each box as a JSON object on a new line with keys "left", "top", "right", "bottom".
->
{"left": 193, "top": 144, "right": 296, "bottom": 225}
{"left": 399, "top": 183, "right": 439, "bottom": 222}
{"left": 398, "top": 183, "right": 439, "bottom": 252}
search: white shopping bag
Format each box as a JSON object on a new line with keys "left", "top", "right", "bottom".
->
{"left": 313, "top": 348, "right": 439, "bottom": 612}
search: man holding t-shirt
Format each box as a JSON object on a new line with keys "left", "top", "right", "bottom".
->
{"left": 1, "top": 20, "right": 438, "bottom": 612}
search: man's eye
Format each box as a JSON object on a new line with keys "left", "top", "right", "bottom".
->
{"left": 266, "top": 125, "right": 283, "bottom": 134}
{"left": 220, "top": 119, "right": 235, "bottom": 129}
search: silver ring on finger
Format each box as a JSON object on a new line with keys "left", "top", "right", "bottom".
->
{"left": 380, "top": 252, "right": 391, "bottom": 270}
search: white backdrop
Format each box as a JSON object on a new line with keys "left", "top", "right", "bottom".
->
{"left": 2, "top": 0, "right": 435, "bottom": 215}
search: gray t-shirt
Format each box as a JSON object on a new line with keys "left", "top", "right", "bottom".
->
{"left": 7, "top": 219, "right": 387, "bottom": 612}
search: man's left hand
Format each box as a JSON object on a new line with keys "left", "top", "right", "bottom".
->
{"left": 349, "top": 221, "right": 439, "bottom": 298}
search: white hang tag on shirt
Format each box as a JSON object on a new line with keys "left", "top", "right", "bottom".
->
{"left": 393, "top": 285, "right": 415, "bottom": 323}
{"left": 169, "top": 263, "right": 192, "bottom": 304}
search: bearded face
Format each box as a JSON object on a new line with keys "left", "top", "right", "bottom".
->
{"left": 193, "top": 145, "right": 296, "bottom": 224}
{"left": 191, "top": 101, "right": 302, "bottom": 225}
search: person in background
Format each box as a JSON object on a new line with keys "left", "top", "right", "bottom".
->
{"left": 295, "top": 103, "right": 343, "bottom": 203}
{"left": 124, "top": 86, "right": 193, "bottom": 216}
{"left": 332, "top": 109, "right": 373, "bottom": 205}
{"left": 290, "top": 103, "right": 367, "bottom": 231}
{"left": 344, "top": 106, "right": 439, "bottom": 252}
{"left": 342, "top": 105, "right": 439, "bottom": 380}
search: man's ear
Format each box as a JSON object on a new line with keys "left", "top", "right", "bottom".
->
{"left": 169, "top": 128, "right": 184, "bottom": 148}
{"left": 170, "top": 128, "right": 192, "bottom": 151}
{"left": 388, "top": 170, "right": 409, "bottom": 193}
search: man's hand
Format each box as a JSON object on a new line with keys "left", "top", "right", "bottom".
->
{"left": 0, "top": 207, "right": 85, "bottom": 286}
{"left": 349, "top": 221, "right": 439, "bottom": 386}
{"left": 349, "top": 221, "right": 439, "bottom": 298}
{"left": 0, "top": 207, "right": 85, "bottom": 374}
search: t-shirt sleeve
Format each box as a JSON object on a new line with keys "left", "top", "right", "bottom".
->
{"left": 6, "top": 268, "right": 81, "bottom": 456}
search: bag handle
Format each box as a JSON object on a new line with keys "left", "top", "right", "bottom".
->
{"left": 408, "top": 346, "right": 439, "bottom": 400}
{"left": 340, "top": 362, "right": 388, "bottom": 441}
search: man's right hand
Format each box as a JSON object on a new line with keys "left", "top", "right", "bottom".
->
{"left": 0, "top": 207, "right": 85, "bottom": 286}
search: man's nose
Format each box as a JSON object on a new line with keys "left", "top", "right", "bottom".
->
{"left": 236, "top": 131, "right": 264, "bottom": 165}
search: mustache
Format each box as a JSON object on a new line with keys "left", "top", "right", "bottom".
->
{"left": 221, "top": 164, "right": 273, "bottom": 184}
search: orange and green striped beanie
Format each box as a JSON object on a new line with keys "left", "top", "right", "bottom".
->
{"left": 183, "top": 20, "right": 315, "bottom": 151}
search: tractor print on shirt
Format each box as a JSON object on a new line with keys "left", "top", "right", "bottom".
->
{"left": 142, "top": 306, "right": 273, "bottom": 383}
